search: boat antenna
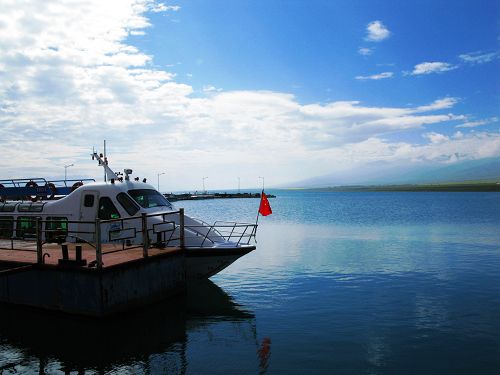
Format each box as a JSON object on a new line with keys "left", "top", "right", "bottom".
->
{"left": 104, "top": 140, "right": 107, "bottom": 182}
{"left": 92, "top": 148, "right": 118, "bottom": 181}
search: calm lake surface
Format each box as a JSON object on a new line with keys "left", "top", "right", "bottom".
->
{"left": 1, "top": 191, "right": 499, "bottom": 374}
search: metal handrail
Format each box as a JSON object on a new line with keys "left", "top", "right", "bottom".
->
{"left": 0, "top": 209, "right": 255, "bottom": 268}
{"left": 99, "top": 210, "right": 182, "bottom": 224}
{"left": 0, "top": 178, "right": 96, "bottom": 201}
{"left": 0, "top": 178, "right": 95, "bottom": 188}
{"left": 184, "top": 222, "right": 257, "bottom": 246}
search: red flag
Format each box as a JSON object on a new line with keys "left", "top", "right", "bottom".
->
{"left": 259, "top": 191, "right": 272, "bottom": 216}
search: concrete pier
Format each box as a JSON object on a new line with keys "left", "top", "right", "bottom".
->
{"left": 165, "top": 191, "right": 276, "bottom": 201}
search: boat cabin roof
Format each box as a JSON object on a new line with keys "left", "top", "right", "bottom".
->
{"left": 0, "top": 151, "right": 173, "bottom": 216}
{"left": 0, "top": 180, "right": 173, "bottom": 215}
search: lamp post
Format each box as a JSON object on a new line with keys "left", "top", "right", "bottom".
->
{"left": 237, "top": 177, "right": 240, "bottom": 194}
{"left": 202, "top": 177, "right": 208, "bottom": 193}
{"left": 64, "top": 164, "right": 74, "bottom": 181}
{"left": 157, "top": 172, "right": 165, "bottom": 192}
{"left": 258, "top": 176, "right": 265, "bottom": 191}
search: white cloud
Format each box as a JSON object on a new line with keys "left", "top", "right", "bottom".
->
{"left": 423, "top": 132, "right": 449, "bottom": 144}
{"left": 456, "top": 117, "right": 498, "bottom": 128}
{"left": 365, "top": 21, "right": 390, "bottom": 42}
{"left": 358, "top": 47, "right": 373, "bottom": 56}
{"left": 413, "top": 97, "right": 459, "bottom": 112}
{"left": 150, "top": 3, "right": 181, "bottom": 13}
{"left": 363, "top": 114, "right": 464, "bottom": 129}
{"left": 355, "top": 72, "right": 393, "bottom": 80}
{"left": 331, "top": 132, "right": 500, "bottom": 165}
{"left": 202, "top": 85, "right": 222, "bottom": 92}
{"left": 297, "top": 131, "right": 500, "bottom": 176}
{"left": 459, "top": 51, "right": 498, "bottom": 65}
{"left": 405, "top": 132, "right": 500, "bottom": 163}
{"left": 410, "top": 62, "right": 458, "bottom": 75}
{"left": 0, "top": 1, "right": 497, "bottom": 189}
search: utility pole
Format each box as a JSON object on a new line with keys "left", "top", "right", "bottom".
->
{"left": 157, "top": 172, "right": 165, "bottom": 192}
{"left": 258, "top": 176, "right": 265, "bottom": 191}
{"left": 64, "top": 164, "right": 74, "bottom": 181}
{"left": 202, "top": 177, "right": 208, "bottom": 193}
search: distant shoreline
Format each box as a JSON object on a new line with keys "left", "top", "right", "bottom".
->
{"left": 288, "top": 182, "right": 500, "bottom": 192}
{"left": 165, "top": 192, "right": 276, "bottom": 201}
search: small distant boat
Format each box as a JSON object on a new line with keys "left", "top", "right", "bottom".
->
{"left": 0, "top": 152, "right": 257, "bottom": 279}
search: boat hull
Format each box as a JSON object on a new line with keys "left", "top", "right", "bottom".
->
{"left": 185, "top": 245, "right": 256, "bottom": 279}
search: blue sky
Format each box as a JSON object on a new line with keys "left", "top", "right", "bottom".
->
{"left": 0, "top": 0, "right": 498, "bottom": 190}
{"left": 142, "top": 0, "right": 498, "bottom": 123}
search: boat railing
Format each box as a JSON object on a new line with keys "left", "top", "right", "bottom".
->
{"left": 0, "top": 177, "right": 95, "bottom": 201}
{"left": 0, "top": 209, "right": 256, "bottom": 269}
{"left": 0, "top": 210, "right": 185, "bottom": 269}
{"left": 185, "top": 220, "right": 257, "bottom": 246}
{"left": 213, "top": 221, "right": 257, "bottom": 245}
{"left": 0, "top": 216, "right": 98, "bottom": 264}
{"left": 98, "top": 210, "right": 185, "bottom": 259}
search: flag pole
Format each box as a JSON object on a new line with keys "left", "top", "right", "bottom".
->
{"left": 256, "top": 176, "right": 265, "bottom": 225}
{"left": 253, "top": 190, "right": 263, "bottom": 241}
{"left": 256, "top": 177, "right": 264, "bottom": 226}
{"left": 255, "top": 189, "right": 264, "bottom": 225}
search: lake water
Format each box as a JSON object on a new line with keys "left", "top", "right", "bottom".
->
{"left": 1, "top": 191, "right": 499, "bottom": 374}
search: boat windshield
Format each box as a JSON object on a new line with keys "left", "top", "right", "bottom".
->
{"left": 128, "top": 189, "right": 172, "bottom": 209}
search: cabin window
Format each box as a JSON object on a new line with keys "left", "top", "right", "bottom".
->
{"left": 98, "top": 197, "right": 120, "bottom": 220}
{"left": 0, "top": 216, "right": 14, "bottom": 238}
{"left": 128, "top": 189, "right": 172, "bottom": 209}
{"left": 0, "top": 203, "right": 17, "bottom": 212}
{"left": 17, "top": 203, "right": 45, "bottom": 212}
{"left": 84, "top": 194, "right": 95, "bottom": 207}
{"left": 16, "top": 216, "right": 39, "bottom": 238}
{"left": 117, "top": 193, "right": 140, "bottom": 216}
{"left": 45, "top": 217, "right": 68, "bottom": 242}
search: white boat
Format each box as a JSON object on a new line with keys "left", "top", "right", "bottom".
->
{"left": 0, "top": 152, "right": 257, "bottom": 279}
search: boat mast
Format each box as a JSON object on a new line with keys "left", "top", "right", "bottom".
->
{"left": 104, "top": 140, "right": 107, "bottom": 182}
{"left": 92, "top": 147, "right": 118, "bottom": 181}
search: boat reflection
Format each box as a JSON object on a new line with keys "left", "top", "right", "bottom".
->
{"left": 0, "top": 280, "right": 259, "bottom": 374}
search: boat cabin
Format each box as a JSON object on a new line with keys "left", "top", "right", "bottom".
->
{"left": 0, "top": 180, "right": 174, "bottom": 243}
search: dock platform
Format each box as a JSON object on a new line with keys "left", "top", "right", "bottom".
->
{"left": 0, "top": 240, "right": 185, "bottom": 317}
{"left": 0, "top": 240, "right": 180, "bottom": 268}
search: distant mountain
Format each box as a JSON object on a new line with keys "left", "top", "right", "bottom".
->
{"left": 287, "top": 157, "right": 500, "bottom": 188}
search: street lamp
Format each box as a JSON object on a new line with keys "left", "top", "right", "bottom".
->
{"left": 258, "top": 176, "right": 265, "bottom": 191}
{"left": 202, "top": 177, "right": 208, "bottom": 193}
{"left": 237, "top": 177, "right": 241, "bottom": 194}
{"left": 64, "top": 164, "right": 74, "bottom": 181}
{"left": 157, "top": 172, "right": 166, "bottom": 192}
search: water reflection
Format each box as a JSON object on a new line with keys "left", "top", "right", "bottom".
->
{"left": 0, "top": 280, "right": 260, "bottom": 374}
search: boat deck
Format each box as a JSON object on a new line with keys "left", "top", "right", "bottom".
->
{"left": 0, "top": 240, "right": 180, "bottom": 269}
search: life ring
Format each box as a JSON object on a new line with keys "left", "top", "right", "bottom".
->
{"left": 25, "top": 180, "right": 38, "bottom": 202}
{"left": 46, "top": 182, "right": 56, "bottom": 200}
{"left": 71, "top": 181, "right": 84, "bottom": 192}
{"left": 0, "top": 183, "right": 4, "bottom": 202}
